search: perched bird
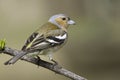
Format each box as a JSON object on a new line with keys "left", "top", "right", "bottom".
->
{"left": 5, "top": 14, "right": 75, "bottom": 65}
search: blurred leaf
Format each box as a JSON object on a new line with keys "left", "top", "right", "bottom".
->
{"left": 0, "top": 39, "right": 6, "bottom": 50}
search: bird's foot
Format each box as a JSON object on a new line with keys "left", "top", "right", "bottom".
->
{"left": 51, "top": 59, "right": 58, "bottom": 65}
{"left": 51, "top": 59, "right": 62, "bottom": 69}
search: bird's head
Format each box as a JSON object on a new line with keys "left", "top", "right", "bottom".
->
{"left": 48, "top": 14, "right": 75, "bottom": 32}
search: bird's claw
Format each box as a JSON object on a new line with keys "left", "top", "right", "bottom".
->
{"left": 51, "top": 59, "right": 62, "bottom": 69}
{"left": 51, "top": 59, "right": 58, "bottom": 65}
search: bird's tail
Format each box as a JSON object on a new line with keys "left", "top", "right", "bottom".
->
{"left": 4, "top": 52, "right": 27, "bottom": 65}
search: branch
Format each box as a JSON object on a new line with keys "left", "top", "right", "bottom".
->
{"left": 0, "top": 47, "right": 87, "bottom": 80}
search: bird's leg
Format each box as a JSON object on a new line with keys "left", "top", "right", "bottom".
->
{"left": 48, "top": 54, "right": 58, "bottom": 65}
{"left": 51, "top": 59, "right": 58, "bottom": 65}
{"left": 48, "top": 54, "right": 62, "bottom": 69}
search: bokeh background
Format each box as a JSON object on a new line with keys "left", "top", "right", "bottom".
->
{"left": 0, "top": 0, "right": 120, "bottom": 80}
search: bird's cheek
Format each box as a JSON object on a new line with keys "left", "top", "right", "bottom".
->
{"left": 61, "top": 21, "right": 68, "bottom": 27}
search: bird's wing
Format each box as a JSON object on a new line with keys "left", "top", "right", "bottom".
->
{"left": 21, "top": 32, "right": 44, "bottom": 51}
{"left": 21, "top": 30, "right": 67, "bottom": 52}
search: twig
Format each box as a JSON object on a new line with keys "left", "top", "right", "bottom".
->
{"left": 0, "top": 47, "right": 87, "bottom": 80}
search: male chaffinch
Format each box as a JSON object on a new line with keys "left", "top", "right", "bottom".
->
{"left": 5, "top": 14, "right": 75, "bottom": 65}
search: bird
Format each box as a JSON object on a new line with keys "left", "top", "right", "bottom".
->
{"left": 4, "top": 14, "right": 75, "bottom": 65}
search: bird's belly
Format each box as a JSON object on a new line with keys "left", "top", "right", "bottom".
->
{"left": 41, "top": 40, "right": 67, "bottom": 55}
{"left": 41, "top": 44, "right": 62, "bottom": 55}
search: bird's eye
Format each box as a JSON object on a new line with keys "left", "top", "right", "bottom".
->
{"left": 62, "top": 18, "right": 66, "bottom": 20}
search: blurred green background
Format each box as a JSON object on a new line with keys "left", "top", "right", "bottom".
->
{"left": 0, "top": 0, "right": 120, "bottom": 80}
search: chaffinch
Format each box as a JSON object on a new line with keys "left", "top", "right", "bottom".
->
{"left": 5, "top": 14, "right": 75, "bottom": 65}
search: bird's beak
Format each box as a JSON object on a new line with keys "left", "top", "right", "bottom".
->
{"left": 68, "top": 20, "right": 75, "bottom": 25}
